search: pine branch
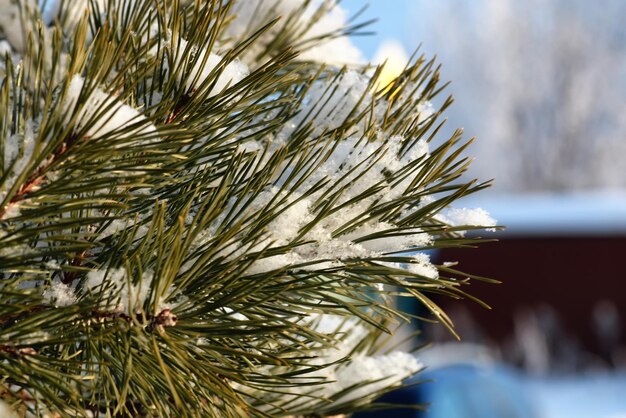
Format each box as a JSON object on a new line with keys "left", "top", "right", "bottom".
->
{"left": 0, "top": 0, "right": 498, "bottom": 416}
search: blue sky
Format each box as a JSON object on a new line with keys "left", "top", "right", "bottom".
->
{"left": 341, "top": 0, "right": 417, "bottom": 59}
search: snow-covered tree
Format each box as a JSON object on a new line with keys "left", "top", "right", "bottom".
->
{"left": 415, "top": 0, "right": 626, "bottom": 191}
{"left": 0, "top": 1, "right": 496, "bottom": 416}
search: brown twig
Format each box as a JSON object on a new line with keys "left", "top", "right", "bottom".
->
{"left": 61, "top": 250, "right": 91, "bottom": 285}
{"left": 0, "top": 305, "right": 176, "bottom": 335}
{"left": 0, "top": 133, "right": 84, "bottom": 220}
{"left": 90, "top": 307, "right": 178, "bottom": 330}
{"left": 0, "top": 344, "right": 37, "bottom": 357}
{"left": 165, "top": 92, "right": 192, "bottom": 124}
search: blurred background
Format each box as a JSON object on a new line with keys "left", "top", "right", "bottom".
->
{"left": 342, "top": 1, "right": 626, "bottom": 417}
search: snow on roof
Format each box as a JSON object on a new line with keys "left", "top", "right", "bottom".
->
{"left": 458, "top": 191, "right": 626, "bottom": 236}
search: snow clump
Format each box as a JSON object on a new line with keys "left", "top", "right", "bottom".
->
{"left": 438, "top": 207, "right": 497, "bottom": 233}
{"left": 227, "top": 0, "right": 364, "bottom": 66}
{"left": 63, "top": 75, "right": 157, "bottom": 141}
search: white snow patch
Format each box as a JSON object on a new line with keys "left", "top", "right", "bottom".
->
{"left": 173, "top": 38, "right": 249, "bottom": 94}
{"left": 378, "top": 252, "right": 439, "bottom": 280}
{"left": 330, "top": 351, "right": 422, "bottom": 404}
{"left": 216, "top": 128, "right": 437, "bottom": 275}
{"left": 251, "top": 314, "right": 422, "bottom": 408}
{"left": 405, "top": 253, "right": 439, "bottom": 279}
{"left": 43, "top": 281, "right": 77, "bottom": 306}
{"left": 227, "top": 0, "right": 364, "bottom": 66}
{"left": 63, "top": 75, "right": 157, "bottom": 140}
{"left": 83, "top": 267, "right": 154, "bottom": 313}
{"left": 0, "top": 40, "right": 12, "bottom": 56}
{"left": 246, "top": 252, "right": 305, "bottom": 275}
{"left": 289, "top": 70, "right": 374, "bottom": 135}
{"left": 3, "top": 119, "right": 37, "bottom": 177}
{"left": 440, "top": 207, "right": 498, "bottom": 231}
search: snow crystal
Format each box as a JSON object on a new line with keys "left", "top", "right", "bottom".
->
{"left": 440, "top": 207, "right": 497, "bottom": 231}
{"left": 387, "top": 135, "right": 430, "bottom": 168}
{"left": 43, "top": 281, "right": 77, "bottom": 306}
{"left": 405, "top": 253, "right": 439, "bottom": 279}
{"left": 44, "top": 260, "right": 60, "bottom": 269}
{"left": 227, "top": 0, "right": 363, "bottom": 66}
{"left": 172, "top": 38, "right": 249, "bottom": 95}
{"left": 346, "top": 226, "right": 432, "bottom": 254}
{"left": 83, "top": 267, "right": 154, "bottom": 313}
{"left": 219, "top": 307, "right": 248, "bottom": 321}
{"left": 1, "top": 119, "right": 37, "bottom": 215}
{"left": 289, "top": 70, "right": 374, "bottom": 135}
{"left": 63, "top": 75, "right": 157, "bottom": 140}
{"left": 417, "top": 100, "right": 436, "bottom": 122}
{"left": 303, "top": 313, "right": 371, "bottom": 364}
{"left": 268, "top": 196, "right": 313, "bottom": 242}
{"left": 245, "top": 187, "right": 313, "bottom": 246}
{"left": 307, "top": 238, "right": 374, "bottom": 260}
{"left": 378, "top": 252, "right": 439, "bottom": 280}
{"left": 254, "top": 314, "right": 422, "bottom": 408}
{"left": 3, "top": 119, "right": 37, "bottom": 176}
{"left": 97, "top": 217, "right": 150, "bottom": 240}
{"left": 330, "top": 351, "right": 422, "bottom": 404}
{"left": 98, "top": 219, "right": 128, "bottom": 239}
{"left": 221, "top": 125, "right": 437, "bottom": 275}
{"left": 246, "top": 252, "right": 305, "bottom": 275}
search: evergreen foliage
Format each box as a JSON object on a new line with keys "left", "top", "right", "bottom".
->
{"left": 0, "top": 1, "right": 497, "bottom": 416}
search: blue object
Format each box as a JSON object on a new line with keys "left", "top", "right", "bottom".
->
{"left": 354, "top": 364, "right": 536, "bottom": 418}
